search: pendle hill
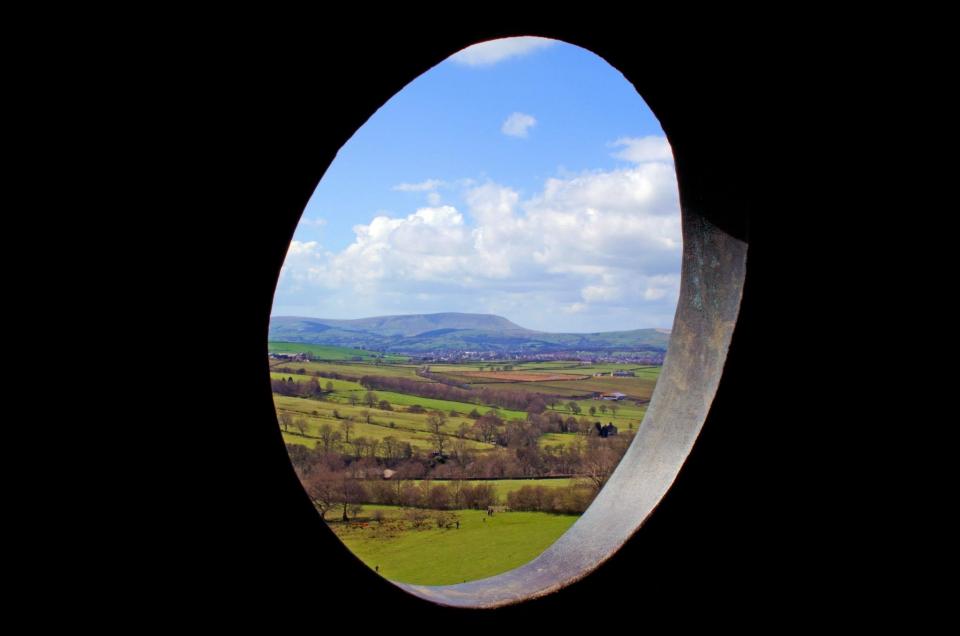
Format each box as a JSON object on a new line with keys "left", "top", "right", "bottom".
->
{"left": 270, "top": 313, "right": 670, "bottom": 355}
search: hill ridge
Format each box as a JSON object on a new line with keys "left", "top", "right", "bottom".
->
{"left": 269, "top": 313, "right": 670, "bottom": 354}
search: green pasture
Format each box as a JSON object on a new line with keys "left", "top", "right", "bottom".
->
{"left": 358, "top": 390, "right": 527, "bottom": 421}
{"left": 537, "top": 433, "right": 584, "bottom": 449}
{"left": 273, "top": 395, "right": 498, "bottom": 448}
{"left": 268, "top": 342, "right": 406, "bottom": 362}
{"left": 412, "top": 478, "right": 577, "bottom": 499}
{"left": 269, "top": 373, "right": 364, "bottom": 392}
{"left": 325, "top": 505, "right": 579, "bottom": 585}
{"left": 269, "top": 360, "right": 431, "bottom": 381}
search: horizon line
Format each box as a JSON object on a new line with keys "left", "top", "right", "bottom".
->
{"left": 270, "top": 312, "right": 672, "bottom": 334}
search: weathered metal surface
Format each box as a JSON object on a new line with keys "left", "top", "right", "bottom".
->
{"left": 393, "top": 207, "right": 748, "bottom": 609}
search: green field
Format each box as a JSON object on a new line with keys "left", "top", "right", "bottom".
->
{"left": 274, "top": 395, "right": 498, "bottom": 452}
{"left": 412, "top": 478, "right": 577, "bottom": 499}
{"left": 280, "top": 419, "right": 495, "bottom": 454}
{"left": 538, "top": 433, "right": 584, "bottom": 449}
{"left": 268, "top": 342, "right": 407, "bottom": 362}
{"left": 547, "top": 400, "right": 648, "bottom": 428}
{"left": 270, "top": 372, "right": 364, "bottom": 391}
{"left": 325, "top": 505, "right": 579, "bottom": 585}
{"left": 270, "top": 360, "right": 433, "bottom": 381}
{"left": 361, "top": 390, "right": 527, "bottom": 421}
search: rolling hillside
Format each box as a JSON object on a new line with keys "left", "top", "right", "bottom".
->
{"left": 269, "top": 313, "right": 670, "bottom": 354}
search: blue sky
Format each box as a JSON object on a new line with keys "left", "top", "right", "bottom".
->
{"left": 274, "top": 37, "right": 681, "bottom": 333}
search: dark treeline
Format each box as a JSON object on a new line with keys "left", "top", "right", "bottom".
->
{"left": 360, "top": 375, "right": 548, "bottom": 414}
{"left": 290, "top": 447, "right": 599, "bottom": 518}
{"left": 273, "top": 366, "right": 360, "bottom": 382}
{"left": 271, "top": 376, "right": 324, "bottom": 398}
{"left": 286, "top": 425, "right": 630, "bottom": 497}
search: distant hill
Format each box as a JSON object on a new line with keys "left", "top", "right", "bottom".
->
{"left": 269, "top": 313, "right": 670, "bottom": 354}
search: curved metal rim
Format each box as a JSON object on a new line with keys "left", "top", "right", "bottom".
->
{"left": 386, "top": 207, "right": 748, "bottom": 609}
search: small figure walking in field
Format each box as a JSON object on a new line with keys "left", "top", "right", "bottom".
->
{"left": 375, "top": 565, "right": 379, "bottom": 573}
{"left": 456, "top": 520, "right": 460, "bottom": 529}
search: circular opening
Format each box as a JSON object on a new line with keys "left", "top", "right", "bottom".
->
{"left": 269, "top": 36, "right": 747, "bottom": 608}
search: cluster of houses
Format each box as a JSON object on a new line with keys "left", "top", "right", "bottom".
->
{"left": 268, "top": 352, "right": 311, "bottom": 362}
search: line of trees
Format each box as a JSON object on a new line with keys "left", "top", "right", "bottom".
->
{"left": 286, "top": 424, "right": 631, "bottom": 485}
{"left": 271, "top": 376, "right": 330, "bottom": 398}
{"left": 272, "top": 366, "right": 361, "bottom": 382}
{"left": 506, "top": 484, "right": 596, "bottom": 515}
{"left": 359, "top": 374, "right": 549, "bottom": 413}
{"left": 294, "top": 453, "right": 597, "bottom": 519}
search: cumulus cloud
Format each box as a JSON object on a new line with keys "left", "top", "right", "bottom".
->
{"left": 501, "top": 112, "right": 537, "bottom": 138}
{"left": 274, "top": 153, "right": 682, "bottom": 331}
{"left": 609, "top": 136, "right": 674, "bottom": 163}
{"left": 450, "top": 37, "right": 556, "bottom": 67}
{"left": 393, "top": 179, "right": 445, "bottom": 192}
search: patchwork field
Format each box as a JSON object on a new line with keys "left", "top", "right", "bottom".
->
{"left": 272, "top": 345, "right": 662, "bottom": 583}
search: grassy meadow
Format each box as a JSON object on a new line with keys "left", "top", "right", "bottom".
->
{"left": 325, "top": 505, "right": 579, "bottom": 585}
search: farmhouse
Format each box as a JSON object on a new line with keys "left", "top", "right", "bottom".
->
{"left": 597, "top": 392, "right": 627, "bottom": 401}
{"left": 612, "top": 370, "right": 635, "bottom": 377}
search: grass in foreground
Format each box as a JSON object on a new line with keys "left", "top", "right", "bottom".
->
{"left": 325, "top": 505, "right": 579, "bottom": 585}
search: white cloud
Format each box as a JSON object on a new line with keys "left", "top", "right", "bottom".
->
{"left": 275, "top": 152, "right": 683, "bottom": 331}
{"left": 501, "top": 112, "right": 537, "bottom": 138}
{"left": 450, "top": 37, "right": 556, "bottom": 67}
{"left": 609, "top": 136, "right": 674, "bottom": 163}
{"left": 298, "top": 217, "right": 327, "bottom": 228}
{"left": 393, "top": 179, "right": 445, "bottom": 192}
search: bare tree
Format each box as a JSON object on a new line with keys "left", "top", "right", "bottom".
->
{"left": 581, "top": 440, "right": 620, "bottom": 492}
{"left": 294, "top": 417, "right": 309, "bottom": 436}
{"left": 381, "top": 436, "right": 401, "bottom": 465}
{"left": 318, "top": 423, "right": 340, "bottom": 453}
{"left": 278, "top": 411, "right": 293, "bottom": 432}
{"left": 340, "top": 418, "right": 354, "bottom": 444}
{"left": 427, "top": 411, "right": 448, "bottom": 456}
{"left": 350, "top": 436, "right": 368, "bottom": 461}
{"left": 334, "top": 477, "right": 367, "bottom": 522}
{"left": 364, "top": 391, "right": 378, "bottom": 408}
{"left": 302, "top": 468, "right": 339, "bottom": 519}
{"left": 473, "top": 412, "right": 502, "bottom": 444}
